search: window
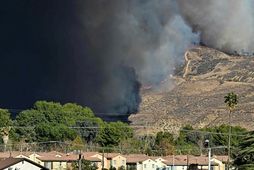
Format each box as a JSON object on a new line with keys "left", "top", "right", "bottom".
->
{"left": 122, "top": 160, "right": 125, "bottom": 165}
{"left": 152, "top": 164, "right": 154, "bottom": 168}
{"left": 113, "top": 160, "right": 116, "bottom": 165}
{"left": 144, "top": 164, "right": 146, "bottom": 168}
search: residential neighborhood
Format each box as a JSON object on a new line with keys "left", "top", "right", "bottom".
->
{"left": 0, "top": 151, "right": 228, "bottom": 170}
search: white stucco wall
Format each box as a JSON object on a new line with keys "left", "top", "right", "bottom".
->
{"left": 4, "top": 160, "right": 42, "bottom": 170}
{"left": 142, "top": 159, "right": 158, "bottom": 170}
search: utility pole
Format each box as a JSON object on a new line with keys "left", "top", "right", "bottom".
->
{"left": 204, "top": 139, "right": 211, "bottom": 170}
{"left": 205, "top": 144, "right": 228, "bottom": 170}
{"left": 227, "top": 109, "right": 232, "bottom": 170}
{"left": 172, "top": 154, "right": 175, "bottom": 170}
{"left": 102, "top": 149, "right": 105, "bottom": 169}
{"left": 208, "top": 148, "right": 211, "bottom": 170}
{"left": 78, "top": 150, "right": 82, "bottom": 170}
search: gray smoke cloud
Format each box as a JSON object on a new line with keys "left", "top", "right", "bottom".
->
{"left": 178, "top": 0, "right": 254, "bottom": 54}
{"left": 118, "top": 1, "right": 200, "bottom": 85}
{"left": 78, "top": 0, "right": 254, "bottom": 115}
{"left": 81, "top": 0, "right": 199, "bottom": 85}
{"left": 77, "top": 0, "right": 200, "bottom": 115}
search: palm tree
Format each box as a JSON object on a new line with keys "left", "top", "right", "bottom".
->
{"left": 234, "top": 131, "right": 254, "bottom": 169}
{"left": 224, "top": 92, "right": 238, "bottom": 170}
{"left": 0, "top": 127, "right": 11, "bottom": 151}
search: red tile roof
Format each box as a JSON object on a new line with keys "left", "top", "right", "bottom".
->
{"left": 36, "top": 152, "right": 78, "bottom": 161}
{"left": 213, "top": 155, "right": 228, "bottom": 162}
{"left": 84, "top": 156, "right": 101, "bottom": 162}
{"left": 82, "top": 152, "right": 100, "bottom": 157}
{"left": 162, "top": 155, "right": 220, "bottom": 166}
{"left": 125, "top": 154, "right": 149, "bottom": 163}
{"left": 104, "top": 153, "right": 122, "bottom": 159}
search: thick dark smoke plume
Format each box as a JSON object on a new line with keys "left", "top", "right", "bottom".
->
{"left": 79, "top": 0, "right": 199, "bottom": 114}
{"left": 0, "top": 0, "right": 252, "bottom": 118}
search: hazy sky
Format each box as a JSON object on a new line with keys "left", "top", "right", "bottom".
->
{"left": 0, "top": 1, "right": 142, "bottom": 115}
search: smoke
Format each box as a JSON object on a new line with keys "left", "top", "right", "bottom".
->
{"left": 78, "top": 0, "right": 199, "bottom": 114}
{"left": 6, "top": 0, "right": 254, "bottom": 117}
{"left": 177, "top": 0, "right": 254, "bottom": 54}
{"left": 80, "top": 0, "right": 254, "bottom": 115}
{"left": 79, "top": 1, "right": 200, "bottom": 85}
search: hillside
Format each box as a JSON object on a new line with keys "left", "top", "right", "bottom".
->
{"left": 129, "top": 46, "right": 254, "bottom": 135}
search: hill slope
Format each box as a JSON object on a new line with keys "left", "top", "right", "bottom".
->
{"left": 129, "top": 46, "right": 254, "bottom": 135}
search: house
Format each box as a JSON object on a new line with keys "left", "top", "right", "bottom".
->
{"left": 161, "top": 155, "right": 227, "bottom": 170}
{"left": 154, "top": 155, "right": 186, "bottom": 170}
{"left": 25, "top": 153, "right": 43, "bottom": 165}
{"left": 142, "top": 158, "right": 162, "bottom": 170}
{"left": 211, "top": 155, "right": 228, "bottom": 170}
{"left": 0, "top": 151, "right": 228, "bottom": 170}
{"left": 126, "top": 154, "right": 149, "bottom": 170}
{"left": 0, "top": 152, "right": 31, "bottom": 160}
{"left": 37, "top": 151, "right": 103, "bottom": 170}
{"left": 35, "top": 151, "right": 79, "bottom": 170}
{"left": 104, "top": 153, "right": 126, "bottom": 169}
{"left": 0, "top": 157, "right": 48, "bottom": 170}
{"left": 154, "top": 157, "right": 170, "bottom": 170}
{"left": 188, "top": 155, "right": 220, "bottom": 170}
{"left": 126, "top": 154, "right": 167, "bottom": 170}
{"left": 82, "top": 152, "right": 106, "bottom": 170}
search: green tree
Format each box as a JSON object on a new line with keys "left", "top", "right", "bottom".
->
{"left": 0, "top": 109, "right": 12, "bottom": 147}
{"left": 15, "top": 109, "right": 47, "bottom": 142}
{"left": 155, "top": 131, "right": 174, "bottom": 145}
{"left": 234, "top": 131, "right": 254, "bottom": 169}
{"left": 208, "top": 125, "right": 245, "bottom": 146}
{"left": 175, "top": 125, "right": 199, "bottom": 154}
{"left": 96, "top": 121, "right": 133, "bottom": 147}
{"left": 0, "top": 109, "right": 12, "bottom": 127}
{"left": 15, "top": 101, "right": 97, "bottom": 142}
{"left": 35, "top": 123, "right": 76, "bottom": 142}
{"left": 70, "top": 136, "right": 85, "bottom": 151}
{"left": 224, "top": 92, "right": 238, "bottom": 168}
{"left": 224, "top": 92, "right": 238, "bottom": 110}
{"left": 76, "top": 117, "right": 104, "bottom": 144}
{"left": 33, "top": 101, "right": 94, "bottom": 126}
{"left": 119, "top": 138, "right": 146, "bottom": 154}
{"left": 176, "top": 125, "right": 194, "bottom": 145}
{"left": 153, "top": 132, "right": 175, "bottom": 156}
{"left": 204, "top": 125, "right": 246, "bottom": 155}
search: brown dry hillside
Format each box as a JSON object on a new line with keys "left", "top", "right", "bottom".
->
{"left": 129, "top": 46, "right": 254, "bottom": 135}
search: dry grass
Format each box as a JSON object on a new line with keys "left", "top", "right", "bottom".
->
{"left": 129, "top": 46, "right": 254, "bottom": 135}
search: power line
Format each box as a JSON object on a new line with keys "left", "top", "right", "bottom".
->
{"left": 0, "top": 140, "right": 225, "bottom": 154}
{"left": 4, "top": 124, "right": 251, "bottom": 137}
{"left": 179, "top": 129, "right": 249, "bottom": 137}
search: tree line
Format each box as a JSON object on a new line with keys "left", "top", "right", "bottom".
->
{"left": 0, "top": 99, "right": 253, "bottom": 169}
